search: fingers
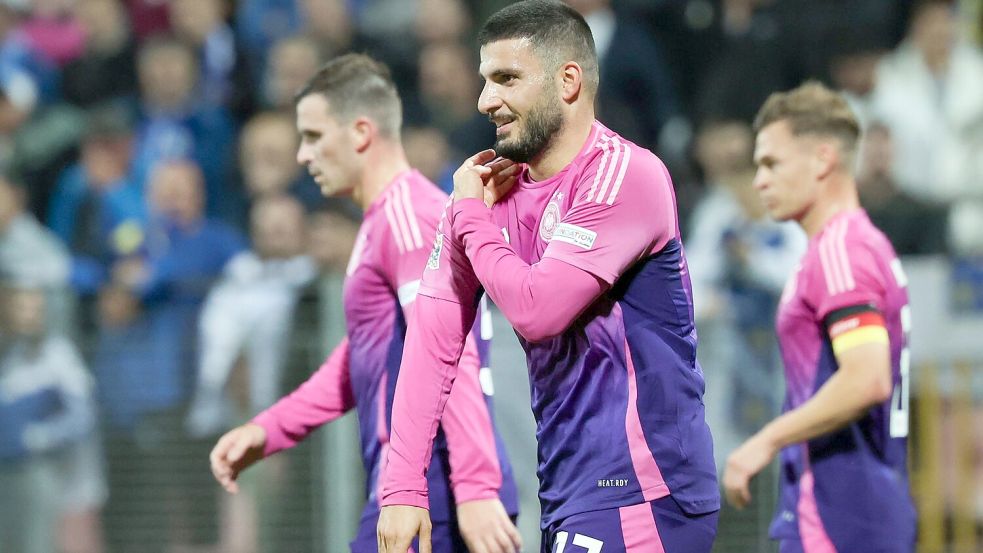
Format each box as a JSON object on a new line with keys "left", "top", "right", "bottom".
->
{"left": 226, "top": 433, "right": 250, "bottom": 464}
{"left": 418, "top": 520, "right": 432, "bottom": 553}
{"left": 490, "top": 162, "right": 519, "bottom": 182}
{"left": 456, "top": 499, "right": 522, "bottom": 553}
{"left": 377, "top": 506, "right": 431, "bottom": 553}
{"left": 722, "top": 469, "right": 751, "bottom": 510}
{"left": 726, "top": 484, "right": 750, "bottom": 510}
{"left": 504, "top": 519, "right": 523, "bottom": 551}
{"left": 209, "top": 432, "right": 240, "bottom": 494}
{"left": 487, "top": 515, "right": 522, "bottom": 553}
{"left": 468, "top": 149, "right": 498, "bottom": 166}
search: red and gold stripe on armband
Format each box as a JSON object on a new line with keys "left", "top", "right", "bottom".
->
{"left": 828, "top": 311, "right": 889, "bottom": 355}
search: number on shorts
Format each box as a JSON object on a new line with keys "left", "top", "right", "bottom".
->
{"left": 554, "top": 531, "right": 604, "bottom": 553}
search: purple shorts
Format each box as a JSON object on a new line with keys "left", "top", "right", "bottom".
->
{"left": 541, "top": 496, "right": 718, "bottom": 553}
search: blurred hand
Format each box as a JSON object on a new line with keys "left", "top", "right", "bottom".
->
{"left": 723, "top": 432, "right": 778, "bottom": 510}
{"left": 456, "top": 498, "right": 522, "bottom": 553}
{"left": 377, "top": 505, "right": 432, "bottom": 553}
{"left": 209, "top": 423, "right": 267, "bottom": 494}
{"left": 453, "top": 150, "right": 519, "bottom": 207}
{"left": 112, "top": 257, "right": 148, "bottom": 289}
{"left": 97, "top": 285, "right": 139, "bottom": 327}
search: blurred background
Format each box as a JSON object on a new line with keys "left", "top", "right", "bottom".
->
{"left": 0, "top": 0, "right": 980, "bottom": 552}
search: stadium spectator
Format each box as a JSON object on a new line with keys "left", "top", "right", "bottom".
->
{"left": 95, "top": 159, "right": 244, "bottom": 553}
{"left": 229, "top": 111, "right": 324, "bottom": 228}
{"left": 416, "top": 40, "right": 495, "bottom": 184}
{"left": 869, "top": 0, "right": 983, "bottom": 206}
{"left": 132, "top": 36, "right": 236, "bottom": 218}
{"left": 0, "top": 173, "right": 70, "bottom": 290}
{"left": 305, "top": 204, "right": 361, "bottom": 274}
{"left": 260, "top": 34, "right": 323, "bottom": 112}
{"left": 299, "top": 0, "right": 357, "bottom": 58}
{"left": 187, "top": 194, "right": 317, "bottom": 438}
{"left": 568, "top": 0, "right": 683, "bottom": 155}
{"left": 0, "top": 284, "right": 100, "bottom": 553}
{"left": 47, "top": 106, "right": 144, "bottom": 305}
{"left": 402, "top": 124, "right": 454, "bottom": 191}
{"left": 857, "top": 121, "right": 949, "bottom": 255}
{"left": 169, "top": 0, "right": 254, "bottom": 117}
{"left": 16, "top": 0, "right": 85, "bottom": 67}
{"left": 61, "top": 0, "right": 138, "bottom": 109}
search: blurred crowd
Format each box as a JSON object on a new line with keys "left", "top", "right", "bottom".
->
{"left": 0, "top": 0, "right": 980, "bottom": 552}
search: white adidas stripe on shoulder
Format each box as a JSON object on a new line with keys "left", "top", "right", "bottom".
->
{"left": 384, "top": 180, "right": 425, "bottom": 252}
{"left": 586, "top": 134, "right": 631, "bottom": 204}
{"left": 383, "top": 197, "right": 406, "bottom": 253}
{"left": 398, "top": 180, "right": 425, "bottom": 249}
{"left": 586, "top": 137, "right": 612, "bottom": 202}
{"left": 818, "top": 218, "right": 855, "bottom": 295}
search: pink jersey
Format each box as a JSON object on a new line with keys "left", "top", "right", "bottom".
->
{"left": 770, "top": 209, "right": 915, "bottom": 550}
{"left": 252, "top": 170, "right": 517, "bottom": 523}
{"left": 384, "top": 123, "right": 719, "bottom": 527}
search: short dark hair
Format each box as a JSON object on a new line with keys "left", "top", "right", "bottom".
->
{"left": 295, "top": 53, "right": 402, "bottom": 139}
{"left": 753, "top": 81, "right": 861, "bottom": 156}
{"left": 478, "top": 0, "right": 599, "bottom": 96}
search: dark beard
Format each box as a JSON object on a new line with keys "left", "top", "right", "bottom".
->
{"left": 493, "top": 93, "right": 563, "bottom": 163}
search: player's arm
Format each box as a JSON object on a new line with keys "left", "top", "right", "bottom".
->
{"left": 209, "top": 338, "right": 354, "bottom": 493}
{"left": 451, "top": 149, "right": 672, "bottom": 342}
{"left": 453, "top": 198, "right": 605, "bottom": 342}
{"left": 760, "top": 306, "right": 893, "bottom": 443}
{"left": 440, "top": 334, "right": 501, "bottom": 502}
{"left": 724, "top": 306, "right": 893, "bottom": 508}
{"left": 385, "top": 187, "right": 522, "bottom": 553}
{"left": 382, "top": 191, "right": 506, "bottom": 506}
{"left": 378, "top": 201, "right": 485, "bottom": 553}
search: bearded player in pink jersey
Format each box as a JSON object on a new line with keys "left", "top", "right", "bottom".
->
{"left": 207, "top": 54, "right": 522, "bottom": 553}
{"left": 378, "top": 2, "right": 720, "bottom": 552}
{"left": 722, "top": 82, "right": 916, "bottom": 553}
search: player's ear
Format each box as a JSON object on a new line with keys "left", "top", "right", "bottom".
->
{"left": 351, "top": 117, "right": 374, "bottom": 153}
{"left": 814, "top": 141, "right": 838, "bottom": 181}
{"left": 559, "top": 61, "right": 583, "bottom": 103}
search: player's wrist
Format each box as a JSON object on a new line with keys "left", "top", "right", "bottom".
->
{"left": 756, "top": 423, "right": 783, "bottom": 453}
{"left": 452, "top": 485, "right": 499, "bottom": 505}
{"left": 380, "top": 491, "right": 431, "bottom": 510}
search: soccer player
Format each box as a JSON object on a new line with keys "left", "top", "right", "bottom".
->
{"left": 207, "top": 54, "right": 522, "bottom": 553}
{"left": 721, "top": 82, "right": 916, "bottom": 552}
{"left": 377, "top": 2, "right": 720, "bottom": 552}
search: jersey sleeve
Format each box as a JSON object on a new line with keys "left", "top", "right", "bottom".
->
{"left": 417, "top": 198, "right": 484, "bottom": 305}
{"left": 251, "top": 338, "right": 354, "bottom": 457}
{"left": 449, "top": 197, "right": 607, "bottom": 341}
{"left": 383, "top": 196, "right": 503, "bottom": 504}
{"left": 543, "top": 145, "right": 677, "bottom": 284}
{"left": 440, "top": 333, "right": 503, "bottom": 503}
{"left": 381, "top": 199, "right": 482, "bottom": 509}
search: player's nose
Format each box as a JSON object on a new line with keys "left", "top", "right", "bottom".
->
{"left": 751, "top": 168, "right": 768, "bottom": 190}
{"left": 296, "top": 144, "right": 312, "bottom": 166}
{"left": 478, "top": 82, "right": 502, "bottom": 115}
